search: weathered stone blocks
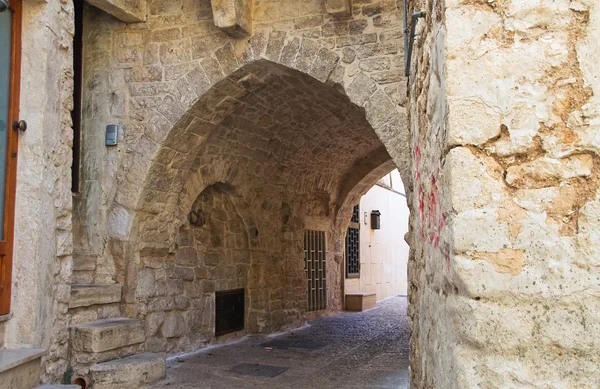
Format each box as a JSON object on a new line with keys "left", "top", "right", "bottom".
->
{"left": 71, "top": 318, "right": 145, "bottom": 353}
{"left": 212, "top": 0, "right": 253, "bottom": 38}
{"left": 87, "top": 0, "right": 147, "bottom": 23}
{"left": 69, "top": 285, "right": 122, "bottom": 309}
{"left": 75, "top": 0, "right": 412, "bottom": 371}
{"left": 90, "top": 353, "right": 166, "bottom": 388}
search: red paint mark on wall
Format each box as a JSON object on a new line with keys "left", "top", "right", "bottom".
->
{"left": 413, "top": 140, "right": 448, "bottom": 266}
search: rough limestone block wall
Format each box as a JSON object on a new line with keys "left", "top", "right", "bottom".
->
{"left": 407, "top": 0, "right": 453, "bottom": 386}
{"left": 76, "top": 0, "right": 412, "bottom": 357}
{"left": 143, "top": 183, "right": 256, "bottom": 352}
{"left": 73, "top": 4, "right": 127, "bottom": 284}
{"left": 6, "top": 0, "right": 74, "bottom": 383}
{"left": 410, "top": 0, "right": 600, "bottom": 387}
{"left": 86, "top": 0, "right": 147, "bottom": 22}
{"left": 79, "top": 0, "right": 411, "bottom": 258}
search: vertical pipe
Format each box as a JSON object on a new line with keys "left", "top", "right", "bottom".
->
{"left": 403, "top": 0, "right": 409, "bottom": 76}
{"left": 406, "top": 11, "right": 427, "bottom": 76}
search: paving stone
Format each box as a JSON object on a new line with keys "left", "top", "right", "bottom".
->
{"left": 228, "top": 363, "right": 288, "bottom": 378}
{"left": 149, "top": 297, "right": 408, "bottom": 388}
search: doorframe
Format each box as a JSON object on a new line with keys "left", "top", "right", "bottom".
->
{"left": 0, "top": 0, "right": 22, "bottom": 315}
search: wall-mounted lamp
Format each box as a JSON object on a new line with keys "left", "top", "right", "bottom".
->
{"left": 370, "top": 210, "right": 381, "bottom": 230}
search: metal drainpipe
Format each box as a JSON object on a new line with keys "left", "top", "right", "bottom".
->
{"left": 403, "top": 0, "right": 426, "bottom": 77}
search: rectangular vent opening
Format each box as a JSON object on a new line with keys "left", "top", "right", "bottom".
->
{"left": 215, "top": 288, "right": 244, "bottom": 336}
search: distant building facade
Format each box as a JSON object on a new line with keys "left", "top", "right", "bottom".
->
{"left": 345, "top": 170, "right": 409, "bottom": 302}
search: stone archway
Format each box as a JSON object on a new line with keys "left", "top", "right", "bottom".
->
{"left": 106, "top": 33, "right": 410, "bottom": 244}
{"left": 103, "top": 38, "right": 412, "bottom": 354}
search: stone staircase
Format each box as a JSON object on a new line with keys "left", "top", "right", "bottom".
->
{"left": 67, "top": 274, "right": 165, "bottom": 388}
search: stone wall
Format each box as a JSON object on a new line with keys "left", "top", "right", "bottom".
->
{"left": 406, "top": 0, "right": 451, "bottom": 386}
{"left": 6, "top": 0, "right": 599, "bottom": 386}
{"left": 6, "top": 0, "right": 75, "bottom": 382}
{"left": 75, "top": 0, "right": 410, "bottom": 357}
{"left": 142, "top": 183, "right": 257, "bottom": 352}
{"left": 409, "top": 0, "right": 600, "bottom": 386}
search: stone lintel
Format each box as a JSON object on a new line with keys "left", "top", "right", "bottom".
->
{"left": 326, "top": 0, "right": 351, "bottom": 16}
{"left": 211, "top": 0, "right": 252, "bottom": 38}
{"left": 86, "top": 0, "right": 147, "bottom": 23}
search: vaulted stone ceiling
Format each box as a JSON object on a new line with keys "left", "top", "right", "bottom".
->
{"left": 140, "top": 60, "right": 393, "bottom": 222}
{"left": 194, "top": 60, "right": 390, "bottom": 198}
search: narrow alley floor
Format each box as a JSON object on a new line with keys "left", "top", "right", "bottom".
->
{"left": 150, "top": 296, "right": 409, "bottom": 389}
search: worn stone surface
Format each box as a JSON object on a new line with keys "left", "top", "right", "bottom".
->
{"left": 9, "top": 0, "right": 599, "bottom": 387}
{"left": 325, "top": 0, "right": 351, "bottom": 16}
{"left": 409, "top": 0, "right": 600, "bottom": 386}
{"left": 69, "top": 284, "right": 122, "bottom": 308}
{"left": 150, "top": 296, "right": 409, "bottom": 388}
{"left": 0, "top": 359, "right": 41, "bottom": 389}
{"left": 5, "top": 0, "right": 75, "bottom": 383}
{"left": 86, "top": 0, "right": 147, "bottom": 23}
{"left": 70, "top": 318, "right": 145, "bottom": 353}
{"left": 71, "top": 0, "right": 411, "bottom": 363}
{"left": 90, "top": 352, "right": 166, "bottom": 388}
{"left": 212, "top": 0, "right": 253, "bottom": 38}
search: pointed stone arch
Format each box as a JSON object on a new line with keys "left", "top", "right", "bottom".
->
{"left": 103, "top": 30, "right": 412, "bottom": 353}
{"left": 108, "top": 32, "right": 410, "bottom": 243}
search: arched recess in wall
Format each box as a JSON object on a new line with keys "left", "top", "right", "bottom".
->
{"left": 174, "top": 182, "right": 260, "bottom": 344}
{"left": 105, "top": 33, "right": 412, "bottom": 352}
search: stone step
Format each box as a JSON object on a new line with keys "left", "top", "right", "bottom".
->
{"left": 0, "top": 348, "right": 45, "bottom": 389}
{"left": 70, "top": 318, "right": 145, "bottom": 353}
{"left": 36, "top": 385, "right": 81, "bottom": 389}
{"left": 345, "top": 292, "right": 377, "bottom": 312}
{"left": 69, "top": 284, "right": 122, "bottom": 309}
{"left": 90, "top": 353, "right": 166, "bottom": 389}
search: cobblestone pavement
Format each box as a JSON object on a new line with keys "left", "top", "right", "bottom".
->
{"left": 150, "top": 296, "right": 409, "bottom": 388}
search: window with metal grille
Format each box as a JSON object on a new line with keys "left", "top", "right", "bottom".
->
{"left": 304, "top": 230, "right": 327, "bottom": 311}
{"left": 345, "top": 205, "right": 360, "bottom": 278}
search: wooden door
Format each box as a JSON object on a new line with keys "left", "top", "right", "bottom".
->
{"left": 0, "top": 0, "right": 22, "bottom": 315}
